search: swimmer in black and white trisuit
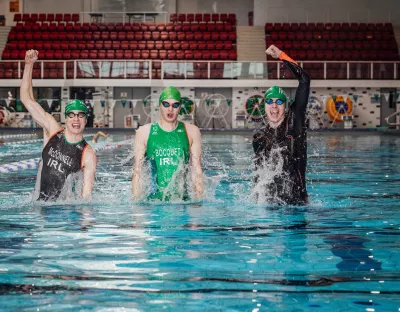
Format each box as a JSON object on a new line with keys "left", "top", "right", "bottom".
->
{"left": 253, "top": 45, "right": 310, "bottom": 205}
{"left": 20, "top": 50, "right": 97, "bottom": 201}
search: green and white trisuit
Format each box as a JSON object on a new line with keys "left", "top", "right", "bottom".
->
{"left": 145, "top": 121, "right": 190, "bottom": 200}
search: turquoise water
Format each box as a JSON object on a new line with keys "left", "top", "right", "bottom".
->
{"left": 0, "top": 131, "right": 399, "bottom": 311}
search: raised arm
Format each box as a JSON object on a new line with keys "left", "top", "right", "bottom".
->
{"left": 81, "top": 147, "right": 97, "bottom": 198}
{"left": 266, "top": 45, "right": 310, "bottom": 134}
{"left": 188, "top": 125, "right": 203, "bottom": 200}
{"left": 132, "top": 126, "right": 148, "bottom": 200}
{"left": 92, "top": 131, "right": 109, "bottom": 143}
{"left": 20, "top": 50, "right": 61, "bottom": 136}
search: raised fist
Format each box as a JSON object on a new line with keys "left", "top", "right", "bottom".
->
{"left": 25, "top": 49, "right": 39, "bottom": 65}
{"left": 266, "top": 45, "right": 282, "bottom": 59}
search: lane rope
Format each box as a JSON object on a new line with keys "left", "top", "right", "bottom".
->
{"left": 0, "top": 133, "right": 38, "bottom": 139}
{"left": 1, "top": 134, "right": 96, "bottom": 146}
{"left": 0, "top": 139, "right": 133, "bottom": 173}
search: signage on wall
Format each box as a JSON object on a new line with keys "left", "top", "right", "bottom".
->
{"left": 9, "top": 0, "right": 19, "bottom": 12}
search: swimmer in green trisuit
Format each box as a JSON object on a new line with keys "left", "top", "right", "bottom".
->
{"left": 132, "top": 86, "right": 203, "bottom": 201}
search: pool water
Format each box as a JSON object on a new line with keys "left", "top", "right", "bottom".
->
{"left": 0, "top": 131, "right": 399, "bottom": 311}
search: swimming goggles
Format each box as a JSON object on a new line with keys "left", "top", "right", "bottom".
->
{"left": 66, "top": 112, "right": 87, "bottom": 118}
{"left": 266, "top": 99, "right": 285, "bottom": 105}
{"left": 161, "top": 101, "right": 181, "bottom": 108}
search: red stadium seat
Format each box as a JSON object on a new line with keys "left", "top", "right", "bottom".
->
{"left": 22, "top": 14, "right": 30, "bottom": 22}
{"left": 274, "top": 23, "right": 282, "bottom": 31}
{"left": 30, "top": 13, "right": 38, "bottom": 22}
{"left": 121, "top": 24, "right": 130, "bottom": 32}
{"left": 72, "top": 14, "right": 79, "bottom": 22}
{"left": 123, "top": 50, "right": 132, "bottom": 59}
{"left": 290, "top": 23, "right": 299, "bottom": 31}
{"left": 189, "top": 41, "right": 198, "bottom": 50}
{"left": 110, "top": 32, "right": 117, "bottom": 40}
{"left": 211, "top": 32, "right": 220, "bottom": 41}
{"left": 104, "top": 41, "right": 112, "bottom": 49}
{"left": 186, "top": 14, "right": 194, "bottom": 22}
{"left": 207, "top": 23, "right": 216, "bottom": 32}
{"left": 14, "top": 14, "right": 21, "bottom": 22}
{"left": 63, "top": 14, "right": 71, "bottom": 22}
{"left": 282, "top": 23, "right": 290, "bottom": 31}
{"left": 129, "top": 41, "right": 138, "bottom": 49}
{"left": 120, "top": 41, "right": 129, "bottom": 50}
{"left": 178, "top": 14, "right": 186, "bottom": 22}
{"left": 134, "top": 32, "right": 143, "bottom": 40}
{"left": 117, "top": 32, "right": 126, "bottom": 40}
{"left": 228, "top": 50, "right": 237, "bottom": 60}
{"left": 46, "top": 13, "right": 54, "bottom": 22}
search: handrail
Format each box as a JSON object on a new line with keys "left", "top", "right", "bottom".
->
{"left": 79, "top": 11, "right": 168, "bottom": 24}
{"left": 0, "top": 60, "right": 399, "bottom": 80}
{"left": 385, "top": 111, "right": 400, "bottom": 126}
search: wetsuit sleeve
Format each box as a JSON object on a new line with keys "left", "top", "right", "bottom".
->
{"left": 279, "top": 52, "right": 310, "bottom": 136}
{"left": 252, "top": 129, "right": 267, "bottom": 169}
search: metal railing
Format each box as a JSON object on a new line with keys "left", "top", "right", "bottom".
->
{"left": 1, "top": 60, "right": 399, "bottom": 80}
{"left": 385, "top": 111, "right": 400, "bottom": 126}
{"left": 80, "top": 11, "right": 168, "bottom": 24}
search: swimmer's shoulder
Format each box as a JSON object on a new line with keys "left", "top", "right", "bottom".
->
{"left": 183, "top": 122, "right": 200, "bottom": 135}
{"left": 82, "top": 144, "right": 97, "bottom": 168}
{"left": 253, "top": 127, "right": 265, "bottom": 138}
{"left": 84, "top": 143, "right": 96, "bottom": 156}
{"left": 135, "top": 123, "right": 152, "bottom": 143}
{"left": 182, "top": 122, "right": 201, "bottom": 143}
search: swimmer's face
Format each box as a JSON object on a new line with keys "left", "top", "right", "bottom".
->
{"left": 266, "top": 98, "right": 285, "bottom": 125}
{"left": 65, "top": 110, "right": 87, "bottom": 135}
{"left": 159, "top": 99, "right": 180, "bottom": 123}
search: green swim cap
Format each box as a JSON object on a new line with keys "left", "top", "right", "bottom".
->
{"left": 159, "top": 86, "right": 181, "bottom": 104}
{"left": 65, "top": 99, "right": 88, "bottom": 118}
{"left": 264, "top": 86, "right": 287, "bottom": 103}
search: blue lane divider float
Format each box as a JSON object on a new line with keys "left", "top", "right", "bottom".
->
{"left": 0, "top": 133, "right": 39, "bottom": 139}
{"left": 0, "top": 158, "right": 40, "bottom": 173}
{"left": 3, "top": 139, "right": 44, "bottom": 146}
{"left": 0, "top": 139, "right": 133, "bottom": 173}
{"left": 1, "top": 134, "right": 96, "bottom": 146}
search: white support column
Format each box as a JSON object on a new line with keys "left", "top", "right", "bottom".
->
{"left": 277, "top": 62, "right": 280, "bottom": 79}
{"left": 149, "top": 61, "right": 152, "bottom": 79}
{"left": 371, "top": 63, "right": 373, "bottom": 80}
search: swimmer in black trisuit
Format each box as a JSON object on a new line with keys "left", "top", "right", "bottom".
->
{"left": 20, "top": 50, "right": 97, "bottom": 201}
{"left": 253, "top": 45, "right": 310, "bottom": 205}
